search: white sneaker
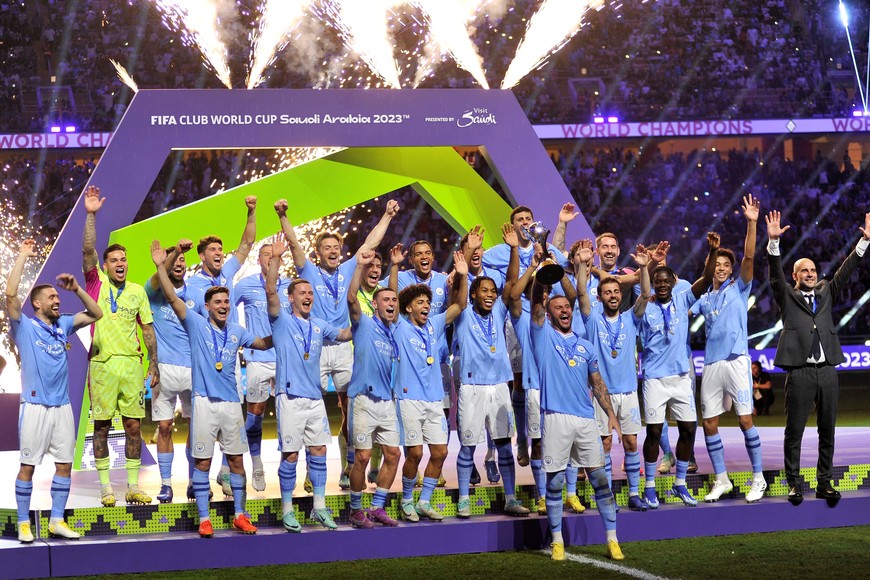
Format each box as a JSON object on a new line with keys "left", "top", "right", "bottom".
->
{"left": 704, "top": 479, "right": 734, "bottom": 502}
{"left": 252, "top": 469, "right": 266, "bottom": 492}
{"left": 745, "top": 478, "right": 767, "bottom": 503}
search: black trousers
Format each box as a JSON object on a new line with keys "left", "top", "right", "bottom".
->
{"left": 783, "top": 364, "right": 839, "bottom": 486}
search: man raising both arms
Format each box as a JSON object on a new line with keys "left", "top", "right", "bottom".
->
{"left": 152, "top": 239, "right": 272, "bottom": 538}
{"left": 8, "top": 239, "right": 102, "bottom": 542}
{"left": 82, "top": 185, "right": 159, "bottom": 507}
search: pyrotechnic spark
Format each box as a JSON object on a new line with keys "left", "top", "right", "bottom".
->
{"left": 501, "top": 0, "right": 606, "bottom": 89}
{"left": 150, "top": 0, "right": 233, "bottom": 89}
{"left": 110, "top": 59, "right": 139, "bottom": 93}
{"left": 247, "top": 0, "right": 312, "bottom": 89}
{"left": 416, "top": 0, "right": 490, "bottom": 89}
{"left": 320, "top": 0, "right": 403, "bottom": 89}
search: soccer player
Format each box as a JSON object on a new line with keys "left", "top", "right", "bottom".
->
{"left": 8, "top": 239, "right": 102, "bottom": 542}
{"left": 145, "top": 242, "right": 197, "bottom": 503}
{"left": 691, "top": 195, "right": 766, "bottom": 503}
{"left": 187, "top": 196, "right": 257, "bottom": 496}
{"left": 345, "top": 251, "right": 402, "bottom": 529}
{"left": 266, "top": 236, "right": 353, "bottom": 532}
{"left": 234, "top": 234, "right": 291, "bottom": 493}
{"left": 151, "top": 239, "right": 271, "bottom": 538}
{"left": 576, "top": 240, "right": 651, "bottom": 511}
{"left": 638, "top": 233, "right": 718, "bottom": 508}
{"left": 81, "top": 185, "right": 159, "bottom": 507}
{"left": 395, "top": 252, "right": 468, "bottom": 522}
{"left": 530, "top": 270, "right": 623, "bottom": 561}
{"left": 278, "top": 198, "right": 399, "bottom": 490}
{"left": 455, "top": 224, "right": 529, "bottom": 518}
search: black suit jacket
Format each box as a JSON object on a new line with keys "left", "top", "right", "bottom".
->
{"left": 767, "top": 248, "right": 861, "bottom": 368}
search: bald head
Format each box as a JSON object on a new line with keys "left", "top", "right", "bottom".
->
{"left": 792, "top": 258, "right": 817, "bottom": 292}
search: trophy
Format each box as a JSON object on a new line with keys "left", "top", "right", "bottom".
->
{"left": 523, "top": 222, "right": 564, "bottom": 285}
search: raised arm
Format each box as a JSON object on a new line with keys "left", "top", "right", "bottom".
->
{"left": 444, "top": 251, "right": 469, "bottom": 324}
{"left": 359, "top": 200, "right": 400, "bottom": 253}
{"left": 387, "top": 243, "right": 405, "bottom": 294}
{"left": 81, "top": 185, "right": 104, "bottom": 272}
{"left": 274, "top": 199, "right": 308, "bottom": 270}
{"left": 740, "top": 194, "right": 760, "bottom": 284}
{"left": 56, "top": 273, "right": 103, "bottom": 329}
{"left": 502, "top": 223, "right": 519, "bottom": 304}
{"left": 575, "top": 239, "right": 595, "bottom": 317}
{"left": 462, "top": 225, "right": 484, "bottom": 267}
{"left": 348, "top": 250, "right": 376, "bottom": 323}
{"left": 151, "top": 240, "right": 187, "bottom": 321}
{"left": 631, "top": 244, "right": 651, "bottom": 317}
{"left": 5, "top": 240, "right": 37, "bottom": 321}
{"left": 233, "top": 196, "right": 258, "bottom": 264}
{"left": 590, "top": 371, "right": 622, "bottom": 444}
{"left": 509, "top": 246, "right": 540, "bottom": 318}
{"left": 249, "top": 336, "right": 274, "bottom": 351}
{"left": 148, "top": 244, "right": 182, "bottom": 294}
{"left": 266, "top": 234, "right": 286, "bottom": 318}
{"left": 553, "top": 202, "right": 578, "bottom": 254}
{"left": 828, "top": 212, "right": 870, "bottom": 297}
{"left": 691, "top": 232, "right": 720, "bottom": 298}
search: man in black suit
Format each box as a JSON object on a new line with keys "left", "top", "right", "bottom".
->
{"left": 765, "top": 210, "right": 870, "bottom": 505}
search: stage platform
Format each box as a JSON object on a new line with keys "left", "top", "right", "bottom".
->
{"left": 2, "top": 427, "right": 870, "bottom": 578}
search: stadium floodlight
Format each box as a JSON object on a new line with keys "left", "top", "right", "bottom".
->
{"left": 840, "top": 1, "right": 868, "bottom": 113}
{"left": 839, "top": 1, "right": 848, "bottom": 26}
{"left": 607, "top": 116, "right": 619, "bottom": 123}
{"left": 64, "top": 125, "right": 76, "bottom": 133}
{"left": 49, "top": 126, "right": 61, "bottom": 133}
{"left": 593, "top": 116, "right": 605, "bottom": 124}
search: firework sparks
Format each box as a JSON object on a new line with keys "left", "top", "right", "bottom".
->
{"left": 110, "top": 59, "right": 139, "bottom": 93}
{"left": 150, "top": 0, "right": 233, "bottom": 89}
{"left": 416, "top": 0, "right": 490, "bottom": 89}
{"left": 246, "top": 0, "right": 312, "bottom": 89}
{"left": 501, "top": 0, "right": 606, "bottom": 89}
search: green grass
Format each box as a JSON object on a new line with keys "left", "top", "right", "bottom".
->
{"left": 66, "top": 525, "right": 870, "bottom": 579}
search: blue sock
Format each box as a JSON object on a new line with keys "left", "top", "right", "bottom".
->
{"left": 229, "top": 472, "right": 246, "bottom": 516}
{"left": 402, "top": 475, "right": 415, "bottom": 501}
{"left": 186, "top": 446, "right": 194, "bottom": 480}
{"left": 644, "top": 461, "right": 657, "bottom": 486}
{"left": 278, "top": 460, "right": 297, "bottom": 508}
{"left": 486, "top": 430, "right": 496, "bottom": 452}
{"left": 497, "top": 441, "right": 516, "bottom": 500}
{"left": 675, "top": 459, "right": 689, "bottom": 485}
{"left": 192, "top": 468, "right": 211, "bottom": 520}
{"left": 589, "top": 466, "right": 616, "bottom": 532}
{"left": 660, "top": 424, "right": 673, "bottom": 455}
{"left": 350, "top": 491, "right": 363, "bottom": 510}
{"left": 604, "top": 454, "right": 613, "bottom": 490}
{"left": 743, "top": 426, "right": 763, "bottom": 474}
{"left": 346, "top": 447, "right": 356, "bottom": 467}
{"left": 705, "top": 434, "right": 727, "bottom": 476}
{"left": 566, "top": 464, "right": 578, "bottom": 495}
{"left": 420, "top": 476, "right": 437, "bottom": 504}
{"left": 157, "top": 451, "right": 173, "bottom": 482}
{"left": 457, "top": 445, "right": 476, "bottom": 498}
{"left": 625, "top": 451, "right": 641, "bottom": 494}
{"left": 546, "top": 471, "right": 566, "bottom": 535}
{"left": 50, "top": 475, "right": 71, "bottom": 520}
{"left": 221, "top": 454, "right": 229, "bottom": 469}
{"left": 15, "top": 479, "right": 32, "bottom": 523}
{"left": 309, "top": 454, "right": 327, "bottom": 499}
{"left": 245, "top": 413, "right": 263, "bottom": 459}
{"left": 531, "top": 459, "right": 546, "bottom": 500}
{"left": 512, "top": 389, "right": 527, "bottom": 443}
{"left": 372, "top": 487, "right": 389, "bottom": 509}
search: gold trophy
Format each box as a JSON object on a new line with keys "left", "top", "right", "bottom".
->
{"left": 524, "top": 222, "right": 564, "bottom": 285}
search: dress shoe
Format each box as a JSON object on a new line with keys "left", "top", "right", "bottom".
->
{"left": 787, "top": 485, "right": 803, "bottom": 506}
{"left": 815, "top": 481, "right": 841, "bottom": 501}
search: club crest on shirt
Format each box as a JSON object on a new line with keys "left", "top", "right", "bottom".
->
{"left": 231, "top": 335, "right": 238, "bottom": 344}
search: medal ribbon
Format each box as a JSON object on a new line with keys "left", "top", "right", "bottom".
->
{"left": 472, "top": 309, "right": 496, "bottom": 351}
{"left": 291, "top": 315, "right": 313, "bottom": 357}
{"left": 108, "top": 283, "right": 125, "bottom": 314}
{"left": 412, "top": 321, "right": 432, "bottom": 361}
{"left": 657, "top": 302, "right": 672, "bottom": 335}
{"left": 706, "top": 278, "right": 735, "bottom": 323}
{"left": 373, "top": 316, "right": 398, "bottom": 360}
{"left": 318, "top": 266, "right": 340, "bottom": 303}
{"left": 603, "top": 315, "right": 622, "bottom": 355}
{"left": 35, "top": 318, "right": 68, "bottom": 348}
{"left": 209, "top": 323, "right": 229, "bottom": 369}
{"left": 556, "top": 330, "right": 582, "bottom": 368}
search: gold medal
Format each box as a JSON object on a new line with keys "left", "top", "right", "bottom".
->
{"left": 111, "top": 313, "right": 118, "bottom": 320}
{"left": 304, "top": 352, "right": 310, "bottom": 360}
{"left": 490, "top": 345, "right": 496, "bottom": 353}
{"left": 568, "top": 359, "right": 577, "bottom": 367}
{"left": 611, "top": 350, "right": 618, "bottom": 358}
{"left": 215, "top": 362, "right": 223, "bottom": 371}
{"left": 65, "top": 342, "right": 71, "bottom": 350}
{"left": 426, "top": 356, "right": 434, "bottom": 365}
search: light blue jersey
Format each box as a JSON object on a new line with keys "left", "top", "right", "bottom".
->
{"left": 234, "top": 273, "right": 290, "bottom": 363}
{"left": 583, "top": 309, "right": 641, "bottom": 394}
{"left": 454, "top": 301, "right": 512, "bottom": 385}
{"left": 11, "top": 313, "right": 76, "bottom": 406}
{"left": 467, "top": 268, "right": 506, "bottom": 295}
{"left": 145, "top": 279, "right": 191, "bottom": 368}
{"left": 299, "top": 258, "right": 357, "bottom": 333}
{"left": 530, "top": 320, "right": 597, "bottom": 418}
{"left": 482, "top": 242, "right": 569, "bottom": 283}
{"left": 182, "top": 312, "right": 255, "bottom": 402}
{"left": 692, "top": 277, "right": 751, "bottom": 364}
{"left": 510, "top": 311, "right": 540, "bottom": 390}
{"left": 271, "top": 311, "right": 340, "bottom": 400}
{"left": 393, "top": 313, "right": 447, "bottom": 402}
{"left": 187, "top": 255, "right": 242, "bottom": 323}
{"left": 389, "top": 269, "right": 450, "bottom": 363}
{"left": 349, "top": 314, "right": 396, "bottom": 400}
{"left": 640, "top": 283, "right": 697, "bottom": 379}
